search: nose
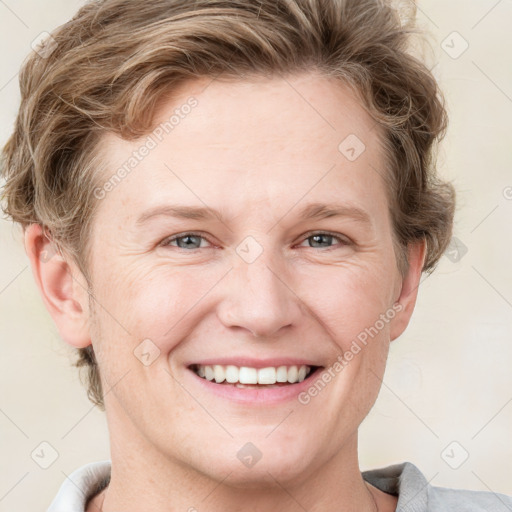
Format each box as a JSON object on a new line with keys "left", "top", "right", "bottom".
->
{"left": 216, "top": 246, "right": 303, "bottom": 339}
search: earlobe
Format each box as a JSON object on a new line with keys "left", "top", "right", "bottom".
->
{"left": 389, "top": 239, "right": 427, "bottom": 342}
{"left": 24, "top": 224, "right": 92, "bottom": 349}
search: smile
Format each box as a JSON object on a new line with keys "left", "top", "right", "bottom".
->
{"left": 190, "top": 363, "right": 321, "bottom": 387}
{"left": 185, "top": 356, "right": 326, "bottom": 404}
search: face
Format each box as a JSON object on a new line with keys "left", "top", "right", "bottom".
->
{"left": 56, "top": 73, "right": 422, "bottom": 486}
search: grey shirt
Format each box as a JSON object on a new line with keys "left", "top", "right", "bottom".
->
{"left": 362, "top": 462, "right": 512, "bottom": 511}
{"left": 47, "top": 459, "right": 512, "bottom": 511}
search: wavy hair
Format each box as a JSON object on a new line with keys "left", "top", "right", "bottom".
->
{"left": 0, "top": 0, "right": 455, "bottom": 409}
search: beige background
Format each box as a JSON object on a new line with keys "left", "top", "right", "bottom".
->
{"left": 1, "top": 1, "right": 511, "bottom": 510}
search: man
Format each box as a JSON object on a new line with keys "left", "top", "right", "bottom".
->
{"left": 2, "top": 1, "right": 511, "bottom": 510}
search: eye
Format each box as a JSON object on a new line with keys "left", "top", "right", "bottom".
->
{"left": 297, "top": 231, "right": 351, "bottom": 250}
{"left": 159, "top": 230, "right": 351, "bottom": 251}
{"left": 160, "top": 232, "right": 212, "bottom": 250}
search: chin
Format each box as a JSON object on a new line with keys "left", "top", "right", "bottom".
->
{"left": 215, "top": 461, "right": 311, "bottom": 490}
{"left": 195, "top": 436, "right": 319, "bottom": 489}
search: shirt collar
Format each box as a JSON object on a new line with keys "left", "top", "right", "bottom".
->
{"left": 49, "top": 459, "right": 431, "bottom": 512}
{"left": 362, "top": 461, "right": 430, "bottom": 511}
{"left": 47, "top": 460, "right": 111, "bottom": 512}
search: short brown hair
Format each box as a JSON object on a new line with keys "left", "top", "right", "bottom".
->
{"left": 0, "top": 0, "right": 456, "bottom": 410}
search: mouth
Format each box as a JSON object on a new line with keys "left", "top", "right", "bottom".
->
{"left": 187, "top": 363, "right": 324, "bottom": 389}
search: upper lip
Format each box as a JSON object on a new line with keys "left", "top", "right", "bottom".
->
{"left": 187, "top": 357, "right": 323, "bottom": 369}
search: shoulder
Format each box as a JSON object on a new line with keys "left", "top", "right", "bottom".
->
{"left": 428, "top": 484, "right": 512, "bottom": 511}
{"left": 362, "top": 461, "right": 512, "bottom": 512}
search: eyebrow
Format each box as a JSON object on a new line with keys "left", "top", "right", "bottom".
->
{"left": 135, "top": 202, "right": 372, "bottom": 226}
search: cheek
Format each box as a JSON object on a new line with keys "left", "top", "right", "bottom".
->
{"left": 93, "top": 260, "right": 220, "bottom": 352}
{"left": 295, "top": 258, "right": 397, "bottom": 351}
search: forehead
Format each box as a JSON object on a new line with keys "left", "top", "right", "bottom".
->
{"left": 94, "top": 72, "right": 389, "bottom": 224}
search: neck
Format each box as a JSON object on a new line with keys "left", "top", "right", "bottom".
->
{"left": 96, "top": 401, "right": 380, "bottom": 512}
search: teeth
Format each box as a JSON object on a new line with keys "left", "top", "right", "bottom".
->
{"left": 287, "top": 365, "right": 298, "bottom": 383}
{"left": 225, "top": 365, "right": 239, "bottom": 383}
{"left": 258, "top": 367, "right": 276, "bottom": 385}
{"left": 276, "top": 366, "right": 288, "bottom": 382}
{"left": 239, "top": 366, "right": 258, "bottom": 384}
{"left": 213, "top": 365, "right": 225, "bottom": 383}
{"left": 204, "top": 366, "right": 215, "bottom": 381}
{"left": 193, "top": 364, "right": 313, "bottom": 385}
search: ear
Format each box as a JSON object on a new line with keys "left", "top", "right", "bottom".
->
{"left": 24, "top": 224, "right": 92, "bottom": 348}
{"left": 389, "top": 238, "right": 426, "bottom": 342}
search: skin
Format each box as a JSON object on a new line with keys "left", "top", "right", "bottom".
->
{"left": 25, "top": 72, "right": 426, "bottom": 511}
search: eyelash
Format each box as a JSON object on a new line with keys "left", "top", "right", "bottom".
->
{"left": 159, "top": 231, "right": 351, "bottom": 251}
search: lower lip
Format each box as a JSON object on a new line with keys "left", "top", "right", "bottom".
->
{"left": 186, "top": 367, "right": 324, "bottom": 405}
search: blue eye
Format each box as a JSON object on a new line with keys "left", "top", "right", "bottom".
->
{"left": 161, "top": 233, "right": 210, "bottom": 250}
{"left": 160, "top": 231, "right": 350, "bottom": 251}
{"left": 299, "top": 232, "right": 350, "bottom": 249}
